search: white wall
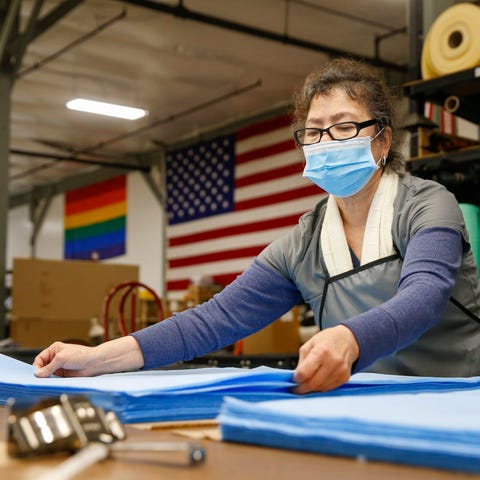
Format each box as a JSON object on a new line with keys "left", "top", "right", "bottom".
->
{"left": 104, "top": 172, "right": 164, "bottom": 294}
{"left": 8, "top": 197, "right": 65, "bottom": 269}
{"left": 7, "top": 204, "right": 32, "bottom": 269}
{"left": 7, "top": 171, "right": 165, "bottom": 295}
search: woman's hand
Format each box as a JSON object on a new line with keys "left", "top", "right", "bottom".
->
{"left": 293, "top": 325, "right": 359, "bottom": 393}
{"left": 33, "top": 336, "right": 144, "bottom": 378}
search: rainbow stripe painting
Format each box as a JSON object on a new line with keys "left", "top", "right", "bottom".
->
{"left": 64, "top": 175, "right": 127, "bottom": 260}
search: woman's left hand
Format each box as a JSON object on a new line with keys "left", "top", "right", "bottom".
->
{"left": 293, "top": 325, "right": 359, "bottom": 393}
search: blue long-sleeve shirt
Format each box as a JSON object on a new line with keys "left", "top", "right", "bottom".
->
{"left": 132, "top": 226, "right": 463, "bottom": 372}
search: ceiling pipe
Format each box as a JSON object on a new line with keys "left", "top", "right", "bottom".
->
{"left": 9, "top": 148, "right": 150, "bottom": 180}
{"left": 292, "top": 0, "right": 403, "bottom": 31}
{"left": 374, "top": 26, "right": 407, "bottom": 61}
{"left": 17, "top": 8, "right": 127, "bottom": 78}
{"left": 120, "top": 0, "right": 407, "bottom": 73}
{"left": 79, "top": 78, "right": 262, "bottom": 153}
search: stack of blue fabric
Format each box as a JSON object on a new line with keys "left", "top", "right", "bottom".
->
{"left": 3, "top": 353, "right": 480, "bottom": 472}
{"left": 219, "top": 381, "right": 480, "bottom": 473}
{"left": 0, "top": 353, "right": 297, "bottom": 422}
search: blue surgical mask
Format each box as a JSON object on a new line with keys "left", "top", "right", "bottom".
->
{"left": 302, "top": 136, "right": 381, "bottom": 197}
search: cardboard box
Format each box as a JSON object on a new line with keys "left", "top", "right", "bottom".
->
{"left": 242, "top": 308, "right": 300, "bottom": 355}
{"left": 183, "top": 284, "right": 215, "bottom": 307}
{"left": 10, "top": 317, "right": 92, "bottom": 348}
{"left": 12, "top": 258, "right": 139, "bottom": 322}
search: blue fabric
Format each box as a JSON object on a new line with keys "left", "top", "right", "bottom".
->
{"left": 219, "top": 388, "right": 480, "bottom": 473}
{"left": 0, "top": 354, "right": 298, "bottom": 422}
{"left": 6, "top": 352, "right": 480, "bottom": 426}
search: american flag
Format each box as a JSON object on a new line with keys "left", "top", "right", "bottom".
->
{"left": 166, "top": 114, "right": 326, "bottom": 299}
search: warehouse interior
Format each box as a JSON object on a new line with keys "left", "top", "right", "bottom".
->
{"left": 2, "top": 1, "right": 480, "bottom": 477}
{"left": 1, "top": 0, "right": 479, "bottom": 348}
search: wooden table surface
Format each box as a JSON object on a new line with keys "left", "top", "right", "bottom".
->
{"left": 1, "top": 421, "right": 479, "bottom": 480}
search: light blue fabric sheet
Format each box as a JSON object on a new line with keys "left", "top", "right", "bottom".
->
{"left": 0, "top": 354, "right": 298, "bottom": 422}
{"left": 219, "top": 390, "right": 480, "bottom": 473}
{"left": 3, "top": 352, "right": 480, "bottom": 431}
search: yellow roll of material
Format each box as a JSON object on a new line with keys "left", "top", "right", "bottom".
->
{"left": 421, "top": 3, "right": 480, "bottom": 79}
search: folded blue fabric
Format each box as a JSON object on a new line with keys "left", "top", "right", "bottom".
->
{"left": 219, "top": 390, "right": 480, "bottom": 473}
{"left": 0, "top": 354, "right": 297, "bottom": 422}
{"left": 3, "top": 352, "right": 480, "bottom": 428}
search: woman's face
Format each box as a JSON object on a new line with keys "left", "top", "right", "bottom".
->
{"left": 305, "top": 87, "right": 390, "bottom": 163}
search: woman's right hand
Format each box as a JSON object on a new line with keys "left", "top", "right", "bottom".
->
{"left": 33, "top": 342, "right": 101, "bottom": 377}
{"left": 33, "top": 336, "right": 144, "bottom": 378}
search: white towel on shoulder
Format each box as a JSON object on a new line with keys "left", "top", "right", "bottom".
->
{"left": 320, "top": 172, "right": 399, "bottom": 276}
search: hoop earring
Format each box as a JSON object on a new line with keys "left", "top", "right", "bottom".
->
{"left": 382, "top": 155, "right": 387, "bottom": 166}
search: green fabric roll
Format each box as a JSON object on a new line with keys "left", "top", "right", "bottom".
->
{"left": 460, "top": 203, "right": 480, "bottom": 276}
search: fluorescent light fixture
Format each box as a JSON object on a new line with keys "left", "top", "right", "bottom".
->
{"left": 66, "top": 98, "right": 147, "bottom": 120}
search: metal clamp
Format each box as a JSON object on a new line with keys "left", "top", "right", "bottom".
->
{"left": 8, "top": 394, "right": 206, "bottom": 466}
{"left": 8, "top": 394, "right": 126, "bottom": 456}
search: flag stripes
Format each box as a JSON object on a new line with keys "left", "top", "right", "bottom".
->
{"left": 64, "top": 175, "right": 127, "bottom": 260}
{"left": 166, "top": 115, "right": 326, "bottom": 298}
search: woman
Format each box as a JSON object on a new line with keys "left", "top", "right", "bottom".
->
{"left": 34, "top": 58, "right": 480, "bottom": 393}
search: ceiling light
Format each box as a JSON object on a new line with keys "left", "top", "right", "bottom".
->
{"left": 66, "top": 98, "right": 147, "bottom": 120}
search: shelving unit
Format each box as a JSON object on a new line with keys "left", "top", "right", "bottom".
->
{"left": 403, "top": 67, "right": 480, "bottom": 125}
{"left": 403, "top": 68, "right": 480, "bottom": 204}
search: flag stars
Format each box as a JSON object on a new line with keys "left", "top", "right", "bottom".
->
{"left": 166, "top": 134, "right": 235, "bottom": 224}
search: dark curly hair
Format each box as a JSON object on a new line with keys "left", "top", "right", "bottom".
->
{"left": 292, "top": 57, "right": 405, "bottom": 173}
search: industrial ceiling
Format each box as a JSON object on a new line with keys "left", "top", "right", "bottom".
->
{"left": 5, "top": 0, "right": 411, "bottom": 206}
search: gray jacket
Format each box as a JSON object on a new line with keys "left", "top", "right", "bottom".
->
{"left": 259, "top": 174, "right": 480, "bottom": 376}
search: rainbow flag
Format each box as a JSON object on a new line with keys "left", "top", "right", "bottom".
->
{"left": 64, "top": 176, "right": 127, "bottom": 260}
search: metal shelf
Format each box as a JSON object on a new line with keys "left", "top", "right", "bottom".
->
{"left": 403, "top": 67, "right": 480, "bottom": 125}
{"left": 406, "top": 146, "right": 480, "bottom": 204}
{"left": 185, "top": 353, "right": 298, "bottom": 369}
{"left": 407, "top": 145, "right": 480, "bottom": 171}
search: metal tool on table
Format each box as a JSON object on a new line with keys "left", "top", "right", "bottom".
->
{"left": 8, "top": 394, "right": 206, "bottom": 479}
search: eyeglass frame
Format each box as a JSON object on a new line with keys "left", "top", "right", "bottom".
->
{"left": 294, "top": 118, "right": 381, "bottom": 145}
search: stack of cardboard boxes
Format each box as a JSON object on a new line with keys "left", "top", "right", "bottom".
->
{"left": 175, "top": 283, "right": 301, "bottom": 356}
{"left": 241, "top": 307, "right": 300, "bottom": 355}
{"left": 10, "top": 258, "right": 139, "bottom": 348}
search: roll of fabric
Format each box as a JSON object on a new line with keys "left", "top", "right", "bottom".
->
{"left": 460, "top": 203, "right": 480, "bottom": 275}
{"left": 421, "top": 3, "right": 480, "bottom": 79}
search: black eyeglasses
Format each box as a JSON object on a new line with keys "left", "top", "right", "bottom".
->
{"left": 294, "top": 118, "right": 380, "bottom": 145}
